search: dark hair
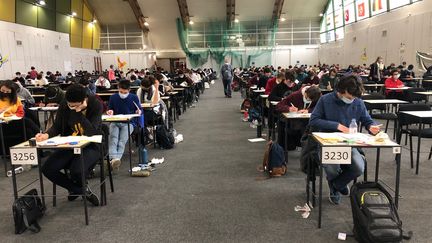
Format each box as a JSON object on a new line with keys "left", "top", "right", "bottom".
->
{"left": 37, "top": 74, "right": 43, "bottom": 79}
{"left": 276, "top": 72, "right": 285, "bottom": 80}
{"left": 329, "top": 68, "right": 337, "bottom": 76}
{"left": 16, "top": 72, "right": 21, "bottom": 75}
{"left": 140, "top": 78, "right": 152, "bottom": 89}
{"left": 118, "top": 79, "right": 131, "bottom": 89}
{"left": 130, "top": 75, "right": 137, "bottom": 81}
{"left": 408, "top": 64, "right": 414, "bottom": 70}
{"left": 391, "top": 69, "right": 399, "bottom": 75}
{"left": 66, "top": 84, "right": 87, "bottom": 103}
{"left": 78, "top": 78, "right": 89, "bottom": 86}
{"left": 45, "top": 86, "right": 61, "bottom": 102}
{"left": 264, "top": 68, "right": 271, "bottom": 73}
{"left": 285, "top": 72, "right": 295, "bottom": 81}
{"left": 155, "top": 73, "right": 164, "bottom": 81}
{"left": 31, "top": 66, "right": 35, "bottom": 70}
{"left": 305, "top": 86, "right": 321, "bottom": 102}
{"left": 1, "top": 80, "right": 18, "bottom": 104}
{"left": 336, "top": 75, "right": 364, "bottom": 97}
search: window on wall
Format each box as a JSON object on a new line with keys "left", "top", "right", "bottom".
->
{"left": 320, "top": 0, "right": 422, "bottom": 44}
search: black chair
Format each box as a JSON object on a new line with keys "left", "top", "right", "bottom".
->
{"left": 397, "top": 104, "right": 432, "bottom": 173}
{"left": 403, "top": 87, "right": 427, "bottom": 103}
{"left": 361, "top": 93, "right": 398, "bottom": 137}
{"left": 53, "top": 124, "right": 114, "bottom": 208}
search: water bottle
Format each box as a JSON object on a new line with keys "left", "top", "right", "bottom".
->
{"left": 349, "top": 119, "right": 358, "bottom": 134}
{"left": 139, "top": 147, "right": 148, "bottom": 166}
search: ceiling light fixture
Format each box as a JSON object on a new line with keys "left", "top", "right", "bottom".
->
{"left": 38, "top": 0, "right": 46, "bottom": 6}
{"left": 319, "top": 13, "right": 324, "bottom": 17}
{"left": 144, "top": 21, "right": 149, "bottom": 26}
{"left": 92, "top": 19, "right": 97, "bottom": 24}
{"left": 280, "top": 17, "right": 286, "bottom": 22}
{"left": 189, "top": 20, "right": 194, "bottom": 25}
{"left": 234, "top": 18, "right": 239, "bottom": 23}
{"left": 71, "top": 12, "right": 77, "bottom": 17}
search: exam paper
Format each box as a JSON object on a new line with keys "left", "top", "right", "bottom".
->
{"left": 37, "top": 135, "right": 102, "bottom": 146}
{"left": 102, "top": 114, "right": 141, "bottom": 120}
{"left": 248, "top": 138, "right": 266, "bottom": 143}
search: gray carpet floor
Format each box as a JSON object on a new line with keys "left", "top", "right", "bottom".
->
{"left": 1, "top": 80, "right": 432, "bottom": 242}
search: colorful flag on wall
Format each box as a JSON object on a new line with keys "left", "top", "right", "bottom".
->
{"left": 116, "top": 56, "right": 127, "bottom": 70}
{"left": 358, "top": 2, "right": 365, "bottom": 17}
{"left": 345, "top": 9, "right": 350, "bottom": 22}
{"left": 372, "top": 0, "right": 383, "bottom": 11}
{"left": 0, "top": 54, "right": 9, "bottom": 68}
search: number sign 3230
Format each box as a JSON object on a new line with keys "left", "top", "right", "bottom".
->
{"left": 321, "top": 147, "right": 351, "bottom": 164}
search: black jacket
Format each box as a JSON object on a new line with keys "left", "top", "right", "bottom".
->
{"left": 369, "top": 63, "right": 381, "bottom": 81}
{"left": 47, "top": 95, "right": 102, "bottom": 137}
{"left": 269, "top": 83, "right": 294, "bottom": 101}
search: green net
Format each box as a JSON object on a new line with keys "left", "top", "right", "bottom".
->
{"left": 176, "top": 18, "right": 278, "bottom": 68}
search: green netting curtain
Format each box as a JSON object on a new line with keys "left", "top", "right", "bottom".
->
{"left": 176, "top": 18, "right": 278, "bottom": 68}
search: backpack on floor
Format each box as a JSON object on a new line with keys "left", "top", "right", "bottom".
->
{"left": 156, "top": 125, "right": 174, "bottom": 149}
{"left": 262, "top": 141, "right": 286, "bottom": 177}
{"left": 13, "top": 189, "right": 45, "bottom": 234}
{"left": 350, "top": 181, "right": 411, "bottom": 243}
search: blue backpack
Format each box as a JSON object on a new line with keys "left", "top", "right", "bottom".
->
{"left": 262, "top": 141, "right": 287, "bottom": 177}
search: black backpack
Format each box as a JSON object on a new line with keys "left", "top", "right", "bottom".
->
{"left": 12, "top": 189, "right": 45, "bottom": 234}
{"left": 350, "top": 182, "right": 411, "bottom": 243}
{"left": 156, "top": 125, "right": 174, "bottom": 149}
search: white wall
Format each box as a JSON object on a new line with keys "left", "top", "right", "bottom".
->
{"left": 319, "top": 1, "right": 432, "bottom": 70}
{"left": 186, "top": 45, "right": 319, "bottom": 70}
{"left": 99, "top": 50, "right": 157, "bottom": 71}
{"left": 0, "top": 21, "right": 100, "bottom": 79}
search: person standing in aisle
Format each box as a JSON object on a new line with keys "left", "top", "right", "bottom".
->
{"left": 221, "top": 58, "right": 233, "bottom": 98}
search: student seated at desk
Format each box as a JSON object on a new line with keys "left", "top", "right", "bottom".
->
{"left": 137, "top": 76, "right": 169, "bottom": 128}
{"left": 32, "top": 74, "right": 48, "bottom": 87}
{"left": 265, "top": 72, "right": 285, "bottom": 95}
{"left": 106, "top": 80, "right": 142, "bottom": 170}
{"left": 268, "top": 72, "right": 297, "bottom": 101}
{"left": 0, "top": 80, "right": 25, "bottom": 117}
{"left": 36, "top": 84, "right": 102, "bottom": 206}
{"left": 14, "top": 81, "right": 35, "bottom": 106}
{"left": 384, "top": 69, "right": 404, "bottom": 99}
{"left": 400, "top": 64, "right": 416, "bottom": 87}
{"left": 309, "top": 75, "right": 381, "bottom": 205}
{"left": 319, "top": 68, "right": 339, "bottom": 90}
{"left": 275, "top": 85, "right": 321, "bottom": 150}
{"left": 95, "top": 75, "right": 111, "bottom": 90}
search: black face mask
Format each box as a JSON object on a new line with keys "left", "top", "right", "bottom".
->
{"left": 0, "top": 92, "right": 11, "bottom": 100}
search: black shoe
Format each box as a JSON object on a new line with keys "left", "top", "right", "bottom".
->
{"left": 85, "top": 186, "right": 100, "bottom": 206}
{"left": 227, "top": 95, "right": 232, "bottom": 98}
{"left": 68, "top": 191, "right": 79, "bottom": 201}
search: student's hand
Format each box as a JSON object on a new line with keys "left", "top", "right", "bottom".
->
{"left": 298, "top": 109, "right": 308, "bottom": 114}
{"left": 75, "top": 100, "right": 87, "bottom": 112}
{"left": 39, "top": 103, "right": 45, "bottom": 107}
{"left": 136, "top": 109, "right": 142, "bottom": 115}
{"left": 154, "top": 80, "right": 160, "bottom": 87}
{"left": 289, "top": 106, "right": 298, "bottom": 112}
{"left": 35, "top": 133, "right": 49, "bottom": 142}
{"left": 337, "top": 124, "right": 349, "bottom": 133}
{"left": 46, "top": 103, "right": 57, "bottom": 107}
{"left": 106, "top": 110, "right": 114, "bottom": 116}
{"left": 369, "top": 125, "right": 381, "bottom": 135}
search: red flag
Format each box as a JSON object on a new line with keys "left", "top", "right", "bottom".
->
{"left": 345, "top": 9, "right": 349, "bottom": 22}
{"left": 358, "top": 2, "right": 365, "bottom": 17}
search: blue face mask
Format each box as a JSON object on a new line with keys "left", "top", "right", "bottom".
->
{"left": 341, "top": 96, "right": 355, "bottom": 104}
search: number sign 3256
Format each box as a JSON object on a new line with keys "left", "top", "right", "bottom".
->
{"left": 321, "top": 147, "right": 351, "bottom": 164}
{"left": 10, "top": 148, "right": 38, "bottom": 165}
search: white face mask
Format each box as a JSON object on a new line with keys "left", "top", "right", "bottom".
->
{"left": 303, "top": 96, "right": 311, "bottom": 104}
{"left": 179, "top": 75, "right": 184, "bottom": 78}
{"left": 341, "top": 96, "right": 355, "bottom": 104}
{"left": 119, "top": 93, "right": 129, "bottom": 99}
{"left": 393, "top": 74, "right": 400, "bottom": 79}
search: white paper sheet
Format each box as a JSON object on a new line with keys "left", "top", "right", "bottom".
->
{"left": 102, "top": 114, "right": 141, "bottom": 121}
{"left": 37, "top": 135, "right": 102, "bottom": 146}
{"left": 248, "top": 138, "right": 266, "bottom": 143}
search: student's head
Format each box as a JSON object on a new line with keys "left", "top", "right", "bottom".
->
{"left": 391, "top": 69, "right": 400, "bottom": 79}
{"left": 118, "top": 80, "right": 131, "bottom": 99}
{"left": 276, "top": 72, "right": 285, "bottom": 84}
{"left": 155, "top": 73, "right": 163, "bottom": 82}
{"left": 329, "top": 68, "right": 337, "bottom": 78}
{"left": 130, "top": 75, "right": 137, "bottom": 81}
{"left": 308, "top": 70, "right": 316, "bottom": 78}
{"left": 263, "top": 68, "right": 271, "bottom": 77}
{"left": 67, "top": 72, "right": 72, "bottom": 76}
{"left": 37, "top": 74, "right": 43, "bottom": 80}
{"left": 303, "top": 86, "right": 321, "bottom": 103}
{"left": 110, "top": 65, "right": 114, "bottom": 69}
{"left": 31, "top": 66, "right": 35, "bottom": 70}
{"left": 45, "top": 86, "right": 61, "bottom": 103}
{"left": 140, "top": 77, "right": 152, "bottom": 90}
{"left": 178, "top": 70, "right": 184, "bottom": 78}
{"left": 15, "top": 72, "right": 21, "bottom": 77}
{"left": 65, "top": 84, "right": 87, "bottom": 110}
{"left": 78, "top": 78, "right": 90, "bottom": 87}
{"left": 284, "top": 72, "right": 295, "bottom": 86}
{"left": 408, "top": 64, "right": 414, "bottom": 71}
{"left": 0, "top": 80, "right": 18, "bottom": 104}
{"left": 336, "top": 75, "right": 364, "bottom": 102}
{"left": 376, "top": 56, "right": 383, "bottom": 63}
{"left": 98, "top": 74, "right": 105, "bottom": 80}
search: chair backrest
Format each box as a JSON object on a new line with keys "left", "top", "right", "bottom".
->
{"left": 101, "top": 123, "right": 110, "bottom": 156}
{"left": 398, "top": 103, "right": 431, "bottom": 126}
{"left": 361, "top": 93, "right": 386, "bottom": 111}
{"left": 404, "top": 87, "right": 426, "bottom": 102}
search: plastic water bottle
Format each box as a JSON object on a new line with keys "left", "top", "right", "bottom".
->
{"left": 349, "top": 119, "right": 358, "bottom": 134}
{"left": 139, "top": 147, "right": 148, "bottom": 166}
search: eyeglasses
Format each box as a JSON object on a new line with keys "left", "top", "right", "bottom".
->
{"left": 67, "top": 103, "right": 82, "bottom": 109}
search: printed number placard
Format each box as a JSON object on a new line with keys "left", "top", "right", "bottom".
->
{"left": 10, "top": 148, "right": 38, "bottom": 165}
{"left": 321, "top": 147, "right": 351, "bottom": 164}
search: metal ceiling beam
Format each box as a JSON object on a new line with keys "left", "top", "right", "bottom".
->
{"left": 177, "top": 0, "right": 190, "bottom": 29}
{"left": 226, "top": 0, "right": 235, "bottom": 28}
{"left": 124, "top": 0, "right": 150, "bottom": 32}
{"left": 272, "top": 0, "right": 285, "bottom": 26}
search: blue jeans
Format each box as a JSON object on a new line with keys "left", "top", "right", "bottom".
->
{"left": 323, "top": 148, "right": 365, "bottom": 191}
{"left": 109, "top": 123, "right": 133, "bottom": 160}
{"left": 222, "top": 79, "right": 232, "bottom": 96}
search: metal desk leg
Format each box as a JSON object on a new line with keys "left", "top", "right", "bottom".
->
{"left": 416, "top": 122, "right": 423, "bottom": 175}
{"left": 127, "top": 121, "right": 132, "bottom": 176}
{"left": 284, "top": 119, "right": 288, "bottom": 164}
{"left": 80, "top": 152, "right": 89, "bottom": 225}
{"left": 318, "top": 159, "right": 323, "bottom": 228}
{"left": 375, "top": 148, "right": 381, "bottom": 182}
{"left": 11, "top": 164, "right": 18, "bottom": 199}
{"left": 395, "top": 152, "right": 401, "bottom": 208}
{"left": 0, "top": 124, "right": 7, "bottom": 176}
{"left": 37, "top": 150, "right": 46, "bottom": 208}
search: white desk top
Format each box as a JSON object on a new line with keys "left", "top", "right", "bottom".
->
{"left": 386, "top": 87, "right": 411, "bottom": 90}
{"left": 363, "top": 99, "right": 408, "bottom": 104}
{"left": 414, "top": 91, "right": 432, "bottom": 96}
{"left": 260, "top": 94, "right": 269, "bottom": 98}
{"left": 363, "top": 84, "right": 385, "bottom": 87}
{"left": 253, "top": 89, "right": 265, "bottom": 93}
{"left": 312, "top": 132, "right": 400, "bottom": 147}
{"left": 400, "top": 111, "right": 432, "bottom": 118}
{"left": 282, "top": 112, "right": 311, "bottom": 119}
{"left": 29, "top": 107, "right": 59, "bottom": 111}
{"left": 250, "top": 85, "right": 257, "bottom": 89}
{"left": 102, "top": 114, "right": 141, "bottom": 121}
{"left": 270, "top": 101, "right": 279, "bottom": 106}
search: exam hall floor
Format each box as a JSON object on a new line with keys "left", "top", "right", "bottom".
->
{"left": 0, "top": 81, "right": 432, "bottom": 242}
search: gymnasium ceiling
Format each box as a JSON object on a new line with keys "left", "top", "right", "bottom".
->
{"left": 87, "top": 0, "right": 327, "bottom": 56}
